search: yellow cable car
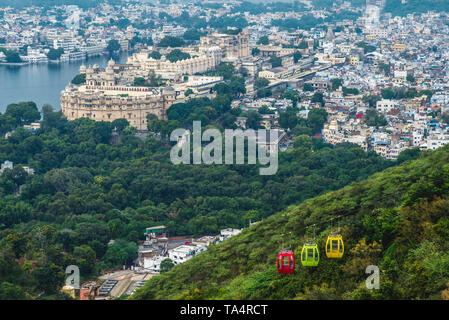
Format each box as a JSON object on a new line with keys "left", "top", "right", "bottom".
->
{"left": 325, "top": 233, "right": 344, "bottom": 258}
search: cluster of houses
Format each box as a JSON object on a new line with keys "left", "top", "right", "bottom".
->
{"left": 136, "top": 226, "right": 243, "bottom": 273}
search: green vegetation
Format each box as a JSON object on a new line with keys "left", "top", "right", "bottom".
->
{"left": 0, "top": 100, "right": 398, "bottom": 298}
{"left": 269, "top": 56, "right": 282, "bottom": 68}
{"left": 272, "top": 14, "right": 323, "bottom": 30}
{"left": 71, "top": 73, "right": 86, "bottom": 85}
{"left": 365, "top": 109, "right": 387, "bottom": 127}
{"left": 166, "top": 49, "right": 190, "bottom": 63}
{"left": 47, "top": 48, "right": 65, "bottom": 61}
{"left": 133, "top": 71, "right": 165, "bottom": 87}
{"left": 384, "top": 0, "right": 449, "bottom": 17}
{"left": 148, "top": 51, "right": 162, "bottom": 60}
{"left": 257, "top": 36, "right": 269, "bottom": 45}
{"left": 381, "top": 87, "right": 433, "bottom": 100}
{"left": 106, "top": 39, "right": 121, "bottom": 53}
{"left": 158, "top": 36, "right": 185, "bottom": 48}
{"left": 356, "top": 42, "right": 376, "bottom": 54}
{"left": 183, "top": 30, "right": 205, "bottom": 41}
{"left": 0, "top": 48, "right": 23, "bottom": 63}
{"left": 201, "top": 62, "right": 236, "bottom": 80}
{"left": 342, "top": 87, "right": 359, "bottom": 96}
{"left": 132, "top": 144, "right": 449, "bottom": 300}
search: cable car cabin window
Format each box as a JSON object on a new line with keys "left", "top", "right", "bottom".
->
{"left": 315, "top": 248, "right": 318, "bottom": 261}
{"left": 283, "top": 256, "right": 290, "bottom": 266}
{"left": 332, "top": 240, "right": 338, "bottom": 251}
{"left": 327, "top": 240, "right": 330, "bottom": 252}
{"left": 307, "top": 248, "right": 314, "bottom": 259}
{"left": 339, "top": 240, "right": 343, "bottom": 252}
{"left": 302, "top": 249, "right": 306, "bottom": 261}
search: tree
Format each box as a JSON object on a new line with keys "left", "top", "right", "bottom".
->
{"left": 107, "top": 40, "right": 121, "bottom": 53}
{"left": 307, "top": 108, "right": 328, "bottom": 133}
{"left": 5, "top": 101, "right": 41, "bottom": 125}
{"left": 246, "top": 110, "right": 261, "bottom": 129}
{"left": 160, "top": 258, "right": 174, "bottom": 273}
{"left": 257, "top": 36, "right": 269, "bottom": 45}
{"left": 363, "top": 95, "right": 381, "bottom": 108}
{"left": 331, "top": 78, "right": 342, "bottom": 91}
{"left": 252, "top": 48, "right": 260, "bottom": 56}
{"left": 381, "top": 88, "right": 395, "bottom": 100}
{"left": 4, "top": 50, "right": 22, "bottom": 63}
{"left": 33, "top": 263, "right": 65, "bottom": 294}
{"left": 183, "top": 30, "right": 204, "bottom": 41}
{"left": 214, "top": 63, "right": 235, "bottom": 80}
{"left": 303, "top": 83, "right": 314, "bottom": 91}
{"left": 281, "top": 91, "right": 301, "bottom": 108}
{"left": 185, "top": 89, "right": 194, "bottom": 97}
{"left": 73, "top": 245, "right": 96, "bottom": 275}
{"left": 166, "top": 49, "right": 190, "bottom": 62}
{"left": 342, "top": 87, "right": 359, "bottom": 96}
{"left": 148, "top": 51, "right": 162, "bottom": 60}
{"left": 111, "top": 118, "right": 129, "bottom": 133}
{"left": 378, "top": 62, "right": 390, "bottom": 75}
{"left": 158, "top": 36, "right": 185, "bottom": 48}
{"left": 270, "top": 56, "right": 282, "bottom": 68}
{"left": 47, "top": 48, "right": 64, "bottom": 61}
{"left": 71, "top": 73, "right": 86, "bottom": 85}
{"left": 397, "top": 147, "right": 421, "bottom": 164}
{"left": 311, "top": 92, "right": 324, "bottom": 106}
{"left": 254, "top": 77, "right": 269, "bottom": 89}
{"left": 0, "top": 282, "right": 27, "bottom": 300}
{"left": 257, "top": 88, "right": 272, "bottom": 98}
{"left": 293, "top": 51, "right": 302, "bottom": 63}
{"left": 279, "top": 110, "right": 298, "bottom": 130}
{"left": 103, "top": 239, "right": 137, "bottom": 267}
{"left": 407, "top": 74, "right": 415, "bottom": 83}
{"left": 365, "top": 109, "right": 387, "bottom": 127}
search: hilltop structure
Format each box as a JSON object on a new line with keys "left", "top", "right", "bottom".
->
{"left": 61, "top": 30, "right": 250, "bottom": 130}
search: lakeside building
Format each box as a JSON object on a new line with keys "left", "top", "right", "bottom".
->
{"left": 61, "top": 59, "right": 176, "bottom": 130}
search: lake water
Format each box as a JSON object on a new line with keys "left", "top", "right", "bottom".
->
{"left": 0, "top": 53, "right": 128, "bottom": 113}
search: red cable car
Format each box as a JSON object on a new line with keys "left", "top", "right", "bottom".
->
{"left": 277, "top": 250, "right": 295, "bottom": 274}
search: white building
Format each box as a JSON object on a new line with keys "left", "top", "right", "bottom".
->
{"left": 143, "top": 255, "right": 165, "bottom": 273}
{"left": 168, "top": 244, "right": 206, "bottom": 265}
{"left": 219, "top": 228, "right": 242, "bottom": 242}
{"left": 427, "top": 134, "right": 449, "bottom": 150}
{"left": 376, "top": 99, "right": 399, "bottom": 113}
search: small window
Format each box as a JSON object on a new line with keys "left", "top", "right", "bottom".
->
{"left": 332, "top": 240, "right": 338, "bottom": 251}
{"left": 315, "top": 248, "right": 318, "bottom": 261}
{"left": 307, "top": 248, "right": 313, "bottom": 260}
{"left": 283, "top": 256, "right": 290, "bottom": 266}
{"left": 339, "top": 240, "right": 343, "bottom": 253}
{"left": 327, "top": 240, "right": 330, "bottom": 252}
{"left": 302, "top": 249, "right": 306, "bottom": 261}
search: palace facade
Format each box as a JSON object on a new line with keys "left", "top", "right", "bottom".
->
{"left": 61, "top": 59, "right": 176, "bottom": 130}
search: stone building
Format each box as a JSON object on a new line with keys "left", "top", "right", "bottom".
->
{"left": 126, "top": 46, "right": 222, "bottom": 80}
{"left": 61, "top": 59, "right": 176, "bottom": 130}
{"left": 200, "top": 29, "right": 250, "bottom": 61}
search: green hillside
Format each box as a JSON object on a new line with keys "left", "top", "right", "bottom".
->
{"left": 132, "top": 145, "right": 449, "bottom": 300}
{"left": 384, "top": 0, "right": 449, "bottom": 17}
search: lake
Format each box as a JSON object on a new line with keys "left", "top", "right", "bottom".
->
{"left": 0, "top": 53, "right": 128, "bottom": 113}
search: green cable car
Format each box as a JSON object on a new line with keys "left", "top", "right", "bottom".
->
{"left": 301, "top": 242, "right": 320, "bottom": 267}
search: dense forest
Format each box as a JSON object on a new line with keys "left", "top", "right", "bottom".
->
{"left": 384, "top": 0, "right": 449, "bottom": 17}
{"left": 0, "top": 98, "right": 406, "bottom": 299}
{"left": 132, "top": 145, "right": 449, "bottom": 300}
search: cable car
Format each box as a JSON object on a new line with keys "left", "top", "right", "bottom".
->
{"left": 277, "top": 250, "right": 295, "bottom": 274}
{"left": 301, "top": 242, "right": 319, "bottom": 267}
{"left": 325, "top": 233, "right": 344, "bottom": 258}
